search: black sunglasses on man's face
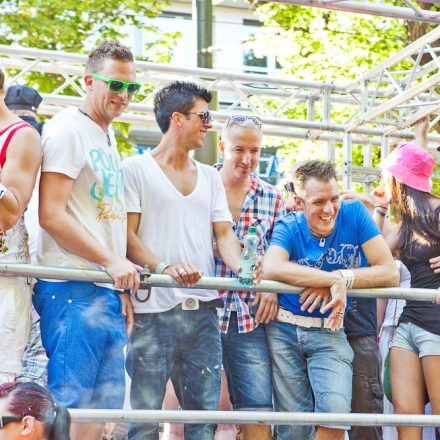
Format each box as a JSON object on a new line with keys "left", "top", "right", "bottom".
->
{"left": 183, "top": 111, "right": 212, "bottom": 124}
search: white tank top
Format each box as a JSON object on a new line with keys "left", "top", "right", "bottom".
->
{"left": 0, "top": 121, "right": 31, "bottom": 263}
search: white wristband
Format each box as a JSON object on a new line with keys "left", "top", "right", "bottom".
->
{"left": 155, "top": 262, "right": 170, "bottom": 274}
{"left": 0, "top": 183, "right": 7, "bottom": 200}
{"left": 339, "top": 269, "right": 355, "bottom": 289}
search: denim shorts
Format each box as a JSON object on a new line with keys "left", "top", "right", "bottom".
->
{"left": 33, "top": 280, "right": 127, "bottom": 409}
{"left": 266, "top": 321, "right": 354, "bottom": 440}
{"left": 391, "top": 322, "right": 440, "bottom": 358}
{"left": 221, "top": 312, "right": 273, "bottom": 410}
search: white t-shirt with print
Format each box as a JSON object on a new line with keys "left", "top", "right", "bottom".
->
{"left": 37, "top": 110, "right": 126, "bottom": 276}
{"left": 124, "top": 152, "right": 232, "bottom": 313}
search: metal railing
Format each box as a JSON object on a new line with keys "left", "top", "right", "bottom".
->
{"left": 68, "top": 409, "right": 440, "bottom": 428}
{"left": 7, "top": 262, "right": 439, "bottom": 428}
{"left": 1, "top": 263, "right": 438, "bottom": 301}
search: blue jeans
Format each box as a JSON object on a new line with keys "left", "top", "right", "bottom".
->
{"left": 266, "top": 321, "right": 354, "bottom": 440}
{"left": 221, "top": 313, "right": 272, "bottom": 410}
{"left": 126, "top": 306, "right": 222, "bottom": 440}
{"left": 33, "top": 280, "right": 127, "bottom": 408}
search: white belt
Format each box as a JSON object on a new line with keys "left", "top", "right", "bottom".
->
{"left": 276, "top": 308, "right": 341, "bottom": 330}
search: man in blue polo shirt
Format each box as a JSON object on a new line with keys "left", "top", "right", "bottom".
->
{"left": 263, "top": 160, "right": 399, "bottom": 440}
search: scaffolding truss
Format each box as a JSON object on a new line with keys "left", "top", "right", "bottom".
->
{"left": 269, "top": 0, "right": 440, "bottom": 25}
{"left": 1, "top": 24, "right": 440, "bottom": 190}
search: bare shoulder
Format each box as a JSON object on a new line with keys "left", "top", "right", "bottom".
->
{"left": 6, "top": 125, "right": 42, "bottom": 161}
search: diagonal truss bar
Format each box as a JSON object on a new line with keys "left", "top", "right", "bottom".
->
{"left": 347, "top": 73, "right": 440, "bottom": 131}
{"left": 347, "top": 26, "right": 440, "bottom": 92}
{"left": 268, "top": 0, "right": 440, "bottom": 24}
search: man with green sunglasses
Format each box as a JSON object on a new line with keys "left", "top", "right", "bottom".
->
{"left": 35, "top": 39, "right": 141, "bottom": 440}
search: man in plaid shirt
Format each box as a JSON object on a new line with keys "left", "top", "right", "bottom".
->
{"left": 215, "top": 115, "right": 286, "bottom": 440}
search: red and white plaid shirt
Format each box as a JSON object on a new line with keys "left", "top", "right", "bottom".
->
{"left": 214, "top": 164, "right": 286, "bottom": 333}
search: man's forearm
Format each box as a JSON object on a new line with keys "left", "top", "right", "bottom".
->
{"left": 127, "top": 231, "right": 161, "bottom": 271}
{"left": 41, "top": 210, "right": 117, "bottom": 267}
{"left": 217, "top": 232, "right": 241, "bottom": 273}
{"left": 264, "top": 259, "right": 339, "bottom": 288}
{"left": 351, "top": 263, "right": 399, "bottom": 289}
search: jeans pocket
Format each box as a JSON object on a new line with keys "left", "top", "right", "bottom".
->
{"left": 371, "top": 381, "right": 384, "bottom": 401}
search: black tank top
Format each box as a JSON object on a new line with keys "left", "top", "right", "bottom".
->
{"left": 400, "top": 239, "right": 440, "bottom": 336}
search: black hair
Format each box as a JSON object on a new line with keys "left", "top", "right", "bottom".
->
{"left": 153, "top": 81, "right": 212, "bottom": 133}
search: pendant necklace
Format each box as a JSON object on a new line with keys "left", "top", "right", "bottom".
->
{"left": 78, "top": 108, "right": 111, "bottom": 147}
{"left": 308, "top": 225, "right": 335, "bottom": 247}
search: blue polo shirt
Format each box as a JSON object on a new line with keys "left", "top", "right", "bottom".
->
{"left": 270, "top": 200, "right": 380, "bottom": 319}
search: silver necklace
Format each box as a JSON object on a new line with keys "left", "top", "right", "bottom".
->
{"left": 78, "top": 108, "right": 111, "bottom": 147}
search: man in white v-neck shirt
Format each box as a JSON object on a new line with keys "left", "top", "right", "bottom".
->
{"left": 124, "top": 81, "right": 260, "bottom": 440}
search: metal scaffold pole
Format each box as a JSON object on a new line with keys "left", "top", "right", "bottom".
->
{"left": 193, "top": 0, "right": 218, "bottom": 165}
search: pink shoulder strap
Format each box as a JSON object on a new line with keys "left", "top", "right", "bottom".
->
{"left": 0, "top": 122, "right": 31, "bottom": 168}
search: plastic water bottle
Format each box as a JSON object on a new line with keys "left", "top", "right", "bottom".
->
{"left": 238, "top": 226, "right": 259, "bottom": 287}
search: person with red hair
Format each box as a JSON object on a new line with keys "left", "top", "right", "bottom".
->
{"left": 0, "top": 382, "right": 70, "bottom": 439}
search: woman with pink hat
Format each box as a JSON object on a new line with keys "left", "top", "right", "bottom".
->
{"left": 373, "top": 142, "right": 440, "bottom": 440}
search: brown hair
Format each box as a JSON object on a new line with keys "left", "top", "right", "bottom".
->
{"left": 293, "top": 160, "right": 337, "bottom": 197}
{"left": 85, "top": 39, "right": 134, "bottom": 73}
{"left": 0, "top": 68, "right": 4, "bottom": 92}
{"left": 386, "top": 173, "right": 440, "bottom": 251}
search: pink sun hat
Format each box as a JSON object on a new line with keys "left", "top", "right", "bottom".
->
{"left": 381, "top": 142, "right": 435, "bottom": 193}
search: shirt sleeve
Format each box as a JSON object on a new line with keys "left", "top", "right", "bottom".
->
{"left": 211, "top": 168, "right": 233, "bottom": 223}
{"left": 269, "top": 214, "right": 295, "bottom": 257}
{"left": 354, "top": 200, "right": 381, "bottom": 244}
{"left": 123, "top": 158, "right": 142, "bottom": 214}
{"left": 42, "top": 125, "right": 85, "bottom": 179}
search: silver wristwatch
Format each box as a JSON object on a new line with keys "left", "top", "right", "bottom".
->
{"left": 155, "top": 262, "right": 170, "bottom": 274}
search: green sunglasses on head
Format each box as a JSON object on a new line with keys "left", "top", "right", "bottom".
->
{"left": 92, "top": 73, "right": 141, "bottom": 96}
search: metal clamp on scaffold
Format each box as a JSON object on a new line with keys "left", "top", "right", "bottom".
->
{"left": 136, "top": 265, "right": 152, "bottom": 303}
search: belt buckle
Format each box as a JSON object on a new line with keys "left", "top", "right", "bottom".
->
{"left": 182, "top": 298, "right": 199, "bottom": 310}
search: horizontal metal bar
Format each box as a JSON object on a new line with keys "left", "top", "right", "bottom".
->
{"left": 1, "top": 263, "right": 438, "bottom": 301}
{"left": 68, "top": 409, "right": 440, "bottom": 427}
{"left": 0, "top": 44, "right": 348, "bottom": 92}
{"left": 33, "top": 94, "right": 440, "bottom": 143}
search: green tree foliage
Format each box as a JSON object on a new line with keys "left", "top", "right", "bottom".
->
{"left": 254, "top": 4, "right": 407, "bottom": 81}
{"left": 252, "top": 3, "right": 436, "bottom": 192}
{"left": 0, "top": 0, "right": 168, "bottom": 50}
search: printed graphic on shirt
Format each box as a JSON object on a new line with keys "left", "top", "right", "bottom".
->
{"left": 89, "top": 147, "right": 125, "bottom": 222}
{"left": 297, "top": 243, "right": 362, "bottom": 269}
